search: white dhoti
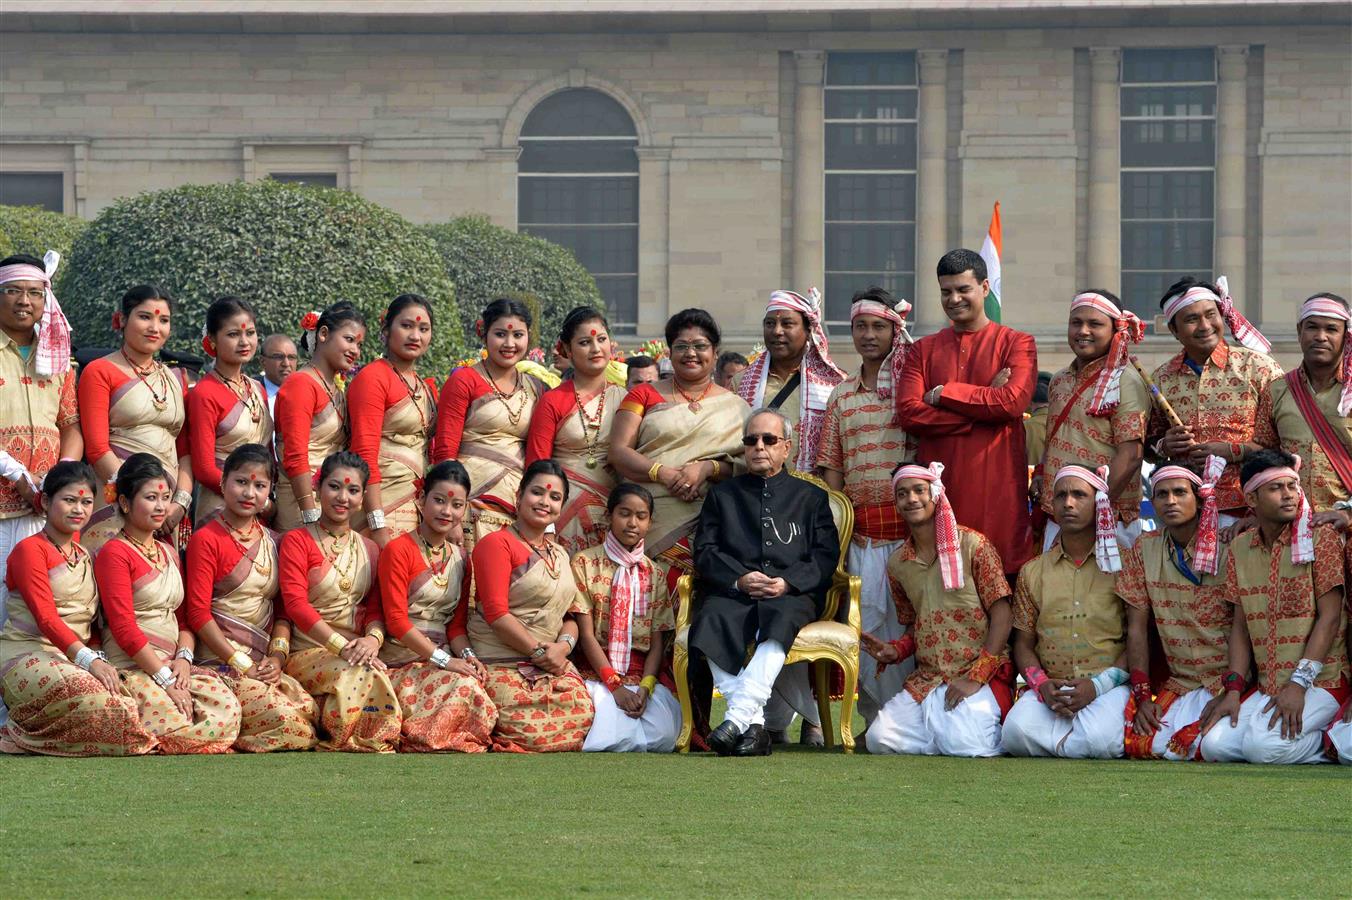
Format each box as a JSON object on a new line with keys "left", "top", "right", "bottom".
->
{"left": 0, "top": 512, "right": 44, "bottom": 726}
{"left": 1327, "top": 716, "right": 1351, "bottom": 765}
{"left": 1199, "top": 687, "right": 1340, "bottom": 765}
{"left": 850, "top": 537, "right": 909, "bottom": 723}
{"left": 1139, "top": 687, "right": 1215, "bottom": 760}
{"left": 865, "top": 682, "right": 1004, "bottom": 757}
{"left": 709, "top": 640, "right": 787, "bottom": 732}
{"left": 1001, "top": 686, "right": 1129, "bottom": 759}
{"left": 582, "top": 681, "right": 681, "bottom": 753}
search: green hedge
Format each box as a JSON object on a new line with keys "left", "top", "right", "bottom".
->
{"left": 421, "top": 215, "right": 603, "bottom": 348}
{"left": 0, "top": 204, "right": 87, "bottom": 272}
{"left": 61, "top": 181, "right": 465, "bottom": 370}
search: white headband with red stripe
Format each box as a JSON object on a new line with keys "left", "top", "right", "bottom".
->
{"left": 1053, "top": 465, "right": 1121, "bottom": 573}
{"left": 1070, "top": 292, "right": 1145, "bottom": 417}
{"left": 1242, "top": 459, "right": 1313, "bottom": 565}
{"left": 850, "top": 297, "right": 913, "bottom": 407}
{"left": 1151, "top": 455, "right": 1227, "bottom": 575}
{"left": 892, "top": 462, "right": 964, "bottom": 590}
{"left": 1161, "top": 276, "right": 1271, "bottom": 354}
{"left": 1299, "top": 296, "right": 1352, "bottom": 416}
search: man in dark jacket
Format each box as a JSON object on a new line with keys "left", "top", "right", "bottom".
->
{"left": 691, "top": 408, "right": 839, "bottom": 756}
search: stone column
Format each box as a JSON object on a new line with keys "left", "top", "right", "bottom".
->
{"left": 481, "top": 147, "right": 522, "bottom": 229}
{"left": 635, "top": 147, "right": 671, "bottom": 335}
{"left": 915, "top": 49, "right": 949, "bottom": 323}
{"left": 1087, "top": 47, "right": 1121, "bottom": 289}
{"left": 1215, "top": 44, "right": 1249, "bottom": 308}
{"left": 792, "top": 50, "right": 825, "bottom": 291}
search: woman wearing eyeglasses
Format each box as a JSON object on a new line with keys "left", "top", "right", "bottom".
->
{"left": 609, "top": 308, "right": 749, "bottom": 578}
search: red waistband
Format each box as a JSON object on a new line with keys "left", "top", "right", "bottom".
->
{"left": 855, "top": 502, "right": 907, "bottom": 543}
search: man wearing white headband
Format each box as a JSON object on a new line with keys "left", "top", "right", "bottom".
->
{"left": 0, "top": 252, "right": 82, "bottom": 727}
{"left": 733, "top": 288, "right": 844, "bottom": 746}
{"left": 1254, "top": 292, "right": 1352, "bottom": 524}
{"left": 1117, "top": 459, "right": 1235, "bottom": 761}
{"left": 1149, "top": 276, "right": 1283, "bottom": 523}
{"left": 1003, "top": 466, "right": 1130, "bottom": 758}
{"left": 818, "top": 286, "right": 916, "bottom": 723}
{"left": 896, "top": 248, "right": 1037, "bottom": 578}
{"left": 1199, "top": 449, "right": 1350, "bottom": 764}
{"left": 1034, "top": 289, "right": 1148, "bottom": 551}
{"left": 862, "top": 462, "right": 1013, "bottom": 757}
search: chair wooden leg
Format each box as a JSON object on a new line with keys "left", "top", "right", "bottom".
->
{"left": 812, "top": 660, "right": 834, "bottom": 750}
{"left": 674, "top": 638, "right": 692, "bottom": 753}
{"left": 839, "top": 650, "right": 859, "bottom": 754}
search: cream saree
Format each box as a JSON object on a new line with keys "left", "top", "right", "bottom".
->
{"left": 371, "top": 378, "right": 436, "bottom": 538}
{"left": 458, "top": 364, "right": 543, "bottom": 548}
{"left": 195, "top": 371, "right": 272, "bottom": 525}
{"left": 274, "top": 370, "right": 349, "bottom": 533}
{"left": 553, "top": 384, "right": 625, "bottom": 554}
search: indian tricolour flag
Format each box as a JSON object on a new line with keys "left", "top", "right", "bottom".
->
{"left": 980, "top": 201, "right": 1002, "bottom": 323}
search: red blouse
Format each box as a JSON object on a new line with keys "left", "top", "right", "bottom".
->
{"left": 278, "top": 527, "right": 381, "bottom": 633}
{"left": 93, "top": 538, "right": 184, "bottom": 658}
{"left": 431, "top": 366, "right": 492, "bottom": 463}
{"left": 185, "top": 374, "right": 259, "bottom": 495}
{"left": 377, "top": 531, "right": 471, "bottom": 641}
{"left": 348, "top": 360, "right": 434, "bottom": 486}
{"left": 77, "top": 357, "right": 190, "bottom": 464}
{"left": 618, "top": 382, "right": 665, "bottom": 418}
{"left": 469, "top": 527, "right": 533, "bottom": 625}
{"left": 524, "top": 380, "right": 583, "bottom": 466}
{"left": 183, "top": 519, "right": 277, "bottom": 631}
{"left": 273, "top": 372, "right": 331, "bottom": 479}
{"left": 4, "top": 534, "right": 84, "bottom": 652}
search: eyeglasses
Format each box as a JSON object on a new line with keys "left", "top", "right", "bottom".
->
{"left": 0, "top": 287, "right": 45, "bottom": 301}
{"left": 742, "top": 433, "right": 783, "bottom": 447}
{"left": 670, "top": 341, "right": 713, "bottom": 355}
{"left": 264, "top": 353, "right": 299, "bottom": 363}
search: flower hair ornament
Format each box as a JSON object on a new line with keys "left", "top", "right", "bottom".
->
{"left": 200, "top": 323, "right": 216, "bottom": 358}
{"left": 111, "top": 309, "right": 124, "bottom": 331}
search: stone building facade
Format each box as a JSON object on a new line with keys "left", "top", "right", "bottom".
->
{"left": 1, "top": 1, "right": 1348, "bottom": 370}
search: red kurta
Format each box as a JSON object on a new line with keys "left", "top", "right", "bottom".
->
{"left": 895, "top": 322, "right": 1037, "bottom": 573}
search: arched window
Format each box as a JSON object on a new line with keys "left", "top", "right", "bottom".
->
{"left": 518, "top": 88, "right": 639, "bottom": 330}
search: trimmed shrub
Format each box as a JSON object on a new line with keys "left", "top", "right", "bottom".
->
{"left": 61, "top": 180, "right": 464, "bottom": 370}
{"left": 0, "top": 204, "right": 88, "bottom": 271}
{"left": 421, "top": 215, "right": 603, "bottom": 348}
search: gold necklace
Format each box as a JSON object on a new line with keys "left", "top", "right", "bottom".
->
{"left": 388, "top": 359, "right": 431, "bottom": 439}
{"left": 319, "top": 524, "right": 357, "bottom": 592}
{"left": 226, "top": 519, "right": 271, "bottom": 578}
{"left": 120, "top": 529, "right": 165, "bottom": 571}
{"left": 573, "top": 385, "right": 607, "bottom": 470}
{"left": 44, "top": 531, "right": 85, "bottom": 571}
{"left": 416, "top": 531, "right": 451, "bottom": 590}
{"left": 515, "top": 528, "right": 560, "bottom": 580}
{"left": 484, "top": 364, "right": 529, "bottom": 427}
{"left": 673, "top": 378, "right": 713, "bottom": 413}
{"left": 217, "top": 370, "right": 263, "bottom": 424}
{"left": 121, "top": 349, "right": 170, "bottom": 411}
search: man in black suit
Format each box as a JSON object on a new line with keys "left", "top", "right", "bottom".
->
{"left": 691, "top": 408, "right": 839, "bottom": 756}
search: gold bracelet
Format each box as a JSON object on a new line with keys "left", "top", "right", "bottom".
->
{"left": 228, "top": 649, "right": 254, "bottom": 674}
{"left": 639, "top": 675, "right": 658, "bottom": 694}
{"left": 268, "top": 638, "right": 290, "bottom": 657}
{"left": 325, "top": 632, "right": 349, "bottom": 656}
{"left": 365, "top": 627, "right": 385, "bottom": 648}
{"left": 647, "top": 462, "right": 663, "bottom": 482}
{"left": 709, "top": 460, "right": 721, "bottom": 480}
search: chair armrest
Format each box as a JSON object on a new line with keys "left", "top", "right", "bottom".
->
{"left": 675, "top": 574, "right": 694, "bottom": 645}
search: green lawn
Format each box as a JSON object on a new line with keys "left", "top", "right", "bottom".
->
{"left": 0, "top": 747, "right": 1346, "bottom": 898}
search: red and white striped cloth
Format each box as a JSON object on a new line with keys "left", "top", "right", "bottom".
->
{"left": 0, "top": 249, "right": 70, "bottom": 376}
{"left": 1151, "top": 455, "right": 1227, "bottom": 575}
{"left": 602, "top": 530, "right": 652, "bottom": 675}
{"left": 1160, "top": 275, "right": 1270, "bottom": 355}
{"left": 891, "top": 461, "right": 963, "bottom": 590}
{"left": 1242, "top": 458, "right": 1314, "bottom": 565}
{"left": 1052, "top": 464, "right": 1121, "bottom": 573}
{"left": 1069, "top": 292, "right": 1145, "bottom": 417}
{"left": 1298, "top": 294, "right": 1352, "bottom": 416}
{"left": 850, "top": 296, "right": 913, "bottom": 424}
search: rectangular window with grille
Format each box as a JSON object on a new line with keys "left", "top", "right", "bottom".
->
{"left": 823, "top": 52, "right": 918, "bottom": 329}
{"left": 1120, "top": 48, "right": 1216, "bottom": 315}
{"left": 0, "top": 172, "right": 64, "bottom": 212}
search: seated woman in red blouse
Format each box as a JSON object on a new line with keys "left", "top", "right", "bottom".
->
{"left": 279, "top": 450, "right": 400, "bottom": 752}
{"left": 379, "top": 459, "right": 496, "bottom": 752}
{"left": 273, "top": 302, "right": 366, "bottom": 532}
{"left": 0, "top": 461, "right": 156, "bottom": 756}
{"left": 524, "top": 305, "right": 627, "bottom": 554}
{"left": 348, "top": 294, "right": 438, "bottom": 546}
{"left": 468, "top": 460, "right": 594, "bottom": 752}
{"left": 94, "top": 453, "right": 241, "bottom": 754}
{"left": 185, "top": 443, "right": 318, "bottom": 752}
{"left": 187, "top": 296, "right": 272, "bottom": 526}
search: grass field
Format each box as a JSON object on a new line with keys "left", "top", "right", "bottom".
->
{"left": 1, "top": 741, "right": 1347, "bottom": 898}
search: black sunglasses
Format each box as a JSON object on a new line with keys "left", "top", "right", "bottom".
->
{"left": 742, "top": 433, "right": 783, "bottom": 447}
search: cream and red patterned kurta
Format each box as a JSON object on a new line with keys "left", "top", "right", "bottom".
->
{"left": 1116, "top": 532, "right": 1232, "bottom": 696}
{"left": 1012, "top": 541, "right": 1125, "bottom": 680}
{"left": 0, "top": 332, "right": 77, "bottom": 519}
{"left": 816, "top": 371, "right": 914, "bottom": 540}
{"left": 1039, "top": 358, "right": 1149, "bottom": 522}
{"left": 1148, "top": 341, "right": 1284, "bottom": 512}
{"left": 1223, "top": 525, "right": 1348, "bottom": 696}
{"left": 1253, "top": 367, "right": 1352, "bottom": 512}
{"left": 569, "top": 544, "right": 675, "bottom": 671}
{"left": 886, "top": 526, "right": 1010, "bottom": 702}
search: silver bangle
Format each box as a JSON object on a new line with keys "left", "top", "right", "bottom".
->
{"left": 172, "top": 489, "right": 193, "bottom": 511}
{"left": 459, "top": 647, "right": 477, "bottom": 660}
{"left": 300, "top": 506, "right": 321, "bottom": 525}
{"left": 152, "top": 665, "right": 177, "bottom": 689}
{"left": 557, "top": 633, "right": 576, "bottom": 652}
{"left": 174, "top": 647, "right": 194, "bottom": 664}
{"left": 73, "top": 646, "right": 98, "bottom": 671}
{"left": 429, "top": 647, "right": 452, "bottom": 669}
{"left": 1290, "top": 658, "right": 1323, "bottom": 690}
{"left": 366, "top": 508, "right": 387, "bottom": 531}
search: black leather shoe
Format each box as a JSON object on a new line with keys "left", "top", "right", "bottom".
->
{"left": 732, "top": 724, "right": 772, "bottom": 757}
{"left": 799, "top": 723, "right": 825, "bottom": 747}
{"left": 708, "top": 720, "right": 744, "bottom": 756}
{"left": 765, "top": 728, "right": 791, "bottom": 746}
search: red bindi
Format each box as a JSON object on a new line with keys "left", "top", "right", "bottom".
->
{"left": 157, "top": 483, "right": 166, "bottom": 491}
{"left": 415, "top": 315, "right": 422, "bottom": 322}
{"left": 77, "top": 489, "right": 86, "bottom": 496}
{"left": 343, "top": 477, "right": 351, "bottom": 484}
{"left": 590, "top": 329, "right": 597, "bottom": 336}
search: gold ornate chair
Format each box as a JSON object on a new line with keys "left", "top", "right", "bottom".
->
{"left": 673, "top": 470, "right": 862, "bottom": 752}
